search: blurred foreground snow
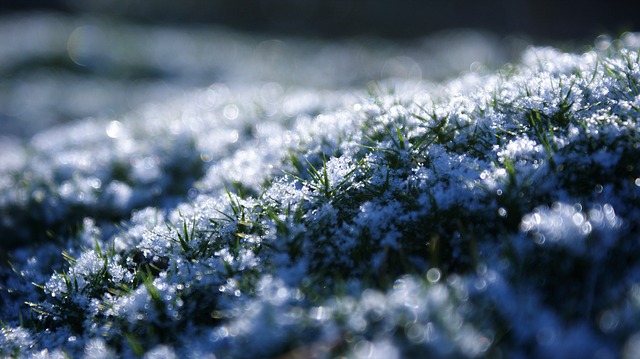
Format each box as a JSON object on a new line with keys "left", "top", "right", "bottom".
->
{"left": 3, "top": 11, "right": 640, "bottom": 359}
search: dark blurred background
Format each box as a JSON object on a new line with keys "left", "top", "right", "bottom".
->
{"left": 1, "top": 0, "right": 638, "bottom": 41}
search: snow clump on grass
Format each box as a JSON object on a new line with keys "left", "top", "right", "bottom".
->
{"left": 2, "top": 33, "right": 640, "bottom": 358}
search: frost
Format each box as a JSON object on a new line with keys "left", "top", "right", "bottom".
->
{"left": 0, "top": 327, "right": 35, "bottom": 357}
{"left": 83, "top": 338, "right": 115, "bottom": 359}
{"left": 521, "top": 202, "right": 622, "bottom": 254}
{"left": 2, "top": 30, "right": 640, "bottom": 358}
{"left": 143, "top": 345, "right": 178, "bottom": 359}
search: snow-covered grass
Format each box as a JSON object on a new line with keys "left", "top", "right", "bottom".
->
{"left": 2, "top": 30, "right": 640, "bottom": 358}
{"left": 0, "top": 13, "right": 507, "bottom": 139}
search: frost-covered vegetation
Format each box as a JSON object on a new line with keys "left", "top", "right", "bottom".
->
{"left": 2, "top": 27, "right": 640, "bottom": 358}
{"left": 0, "top": 13, "right": 506, "bottom": 138}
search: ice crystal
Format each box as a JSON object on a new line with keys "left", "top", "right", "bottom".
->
{"left": 2, "top": 30, "right": 640, "bottom": 358}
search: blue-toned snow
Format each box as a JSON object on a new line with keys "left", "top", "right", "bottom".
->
{"left": 2, "top": 14, "right": 640, "bottom": 359}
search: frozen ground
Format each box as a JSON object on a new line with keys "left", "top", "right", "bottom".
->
{"left": 2, "top": 12, "right": 640, "bottom": 359}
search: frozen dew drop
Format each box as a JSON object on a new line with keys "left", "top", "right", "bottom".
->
{"left": 496, "top": 189, "right": 503, "bottom": 196}
{"left": 223, "top": 104, "right": 239, "bottom": 120}
{"left": 393, "top": 278, "right": 407, "bottom": 290}
{"left": 533, "top": 233, "right": 545, "bottom": 245}
{"left": 470, "top": 61, "right": 482, "bottom": 72}
{"left": 276, "top": 287, "right": 288, "bottom": 300}
{"left": 353, "top": 339, "right": 373, "bottom": 358}
{"left": 603, "top": 203, "right": 617, "bottom": 222}
{"left": 229, "top": 130, "right": 239, "bottom": 143}
{"left": 310, "top": 306, "right": 329, "bottom": 321}
{"left": 595, "top": 35, "right": 612, "bottom": 51}
{"left": 405, "top": 323, "right": 425, "bottom": 343}
{"left": 589, "top": 206, "right": 604, "bottom": 224}
{"left": 572, "top": 212, "right": 585, "bottom": 226}
{"left": 595, "top": 184, "right": 604, "bottom": 193}
{"left": 474, "top": 278, "right": 487, "bottom": 291}
{"left": 581, "top": 221, "right": 593, "bottom": 235}
{"left": 635, "top": 178, "right": 640, "bottom": 187}
{"left": 520, "top": 212, "right": 541, "bottom": 232}
{"left": 476, "top": 263, "right": 487, "bottom": 275}
{"left": 598, "top": 310, "right": 619, "bottom": 333}
{"left": 187, "top": 188, "right": 199, "bottom": 199}
{"left": 426, "top": 268, "right": 441, "bottom": 283}
{"left": 106, "top": 120, "right": 123, "bottom": 139}
{"left": 498, "top": 207, "right": 507, "bottom": 217}
{"left": 67, "top": 25, "right": 105, "bottom": 66}
{"left": 90, "top": 178, "right": 102, "bottom": 190}
{"left": 622, "top": 32, "right": 640, "bottom": 47}
{"left": 218, "top": 326, "right": 230, "bottom": 338}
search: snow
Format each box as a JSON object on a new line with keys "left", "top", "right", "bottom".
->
{"left": 2, "top": 13, "right": 640, "bottom": 358}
